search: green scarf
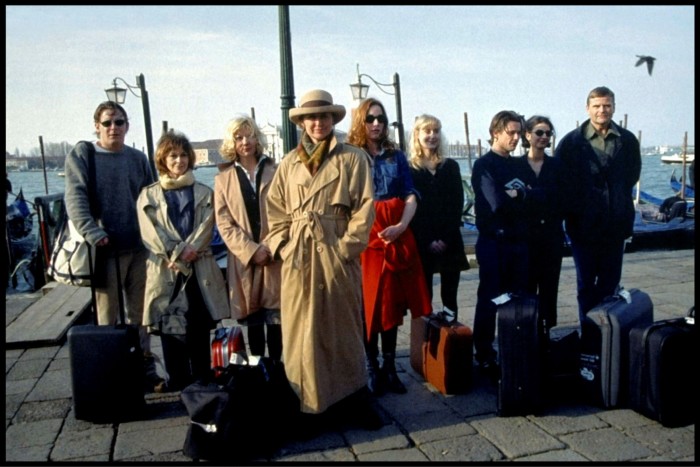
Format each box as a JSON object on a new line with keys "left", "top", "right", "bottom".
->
{"left": 298, "top": 132, "right": 330, "bottom": 175}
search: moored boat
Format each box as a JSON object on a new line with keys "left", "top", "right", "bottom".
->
{"left": 670, "top": 169, "right": 695, "bottom": 199}
{"left": 661, "top": 153, "right": 694, "bottom": 164}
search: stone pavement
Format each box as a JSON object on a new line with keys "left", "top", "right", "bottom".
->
{"left": 5, "top": 248, "right": 695, "bottom": 463}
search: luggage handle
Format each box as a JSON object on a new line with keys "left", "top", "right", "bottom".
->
{"left": 86, "top": 244, "right": 127, "bottom": 327}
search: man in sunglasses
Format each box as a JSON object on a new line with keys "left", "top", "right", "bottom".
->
{"left": 64, "top": 101, "right": 164, "bottom": 392}
{"left": 555, "top": 86, "right": 641, "bottom": 324}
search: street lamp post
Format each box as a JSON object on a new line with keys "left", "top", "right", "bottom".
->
{"left": 104, "top": 73, "right": 156, "bottom": 178}
{"left": 278, "top": 5, "right": 298, "bottom": 154}
{"left": 350, "top": 63, "right": 405, "bottom": 152}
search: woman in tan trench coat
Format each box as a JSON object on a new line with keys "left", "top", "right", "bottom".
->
{"left": 265, "top": 89, "right": 381, "bottom": 430}
{"left": 214, "top": 115, "right": 282, "bottom": 359}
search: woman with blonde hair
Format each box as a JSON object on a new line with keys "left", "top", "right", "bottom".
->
{"left": 215, "top": 115, "right": 282, "bottom": 360}
{"left": 408, "top": 114, "right": 469, "bottom": 324}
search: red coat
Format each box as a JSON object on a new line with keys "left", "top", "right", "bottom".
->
{"left": 361, "top": 198, "right": 432, "bottom": 339}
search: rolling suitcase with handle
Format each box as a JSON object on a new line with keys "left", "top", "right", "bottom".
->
{"left": 497, "top": 293, "right": 545, "bottom": 416}
{"left": 68, "top": 251, "right": 146, "bottom": 423}
{"left": 579, "top": 287, "right": 653, "bottom": 408}
{"left": 628, "top": 306, "right": 696, "bottom": 427}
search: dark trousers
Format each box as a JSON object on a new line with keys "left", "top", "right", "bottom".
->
{"left": 422, "top": 264, "right": 461, "bottom": 314}
{"left": 525, "top": 238, "right": 563, "bottom": 329}
{"left": 161, "top": 280, "right": 213, "bottom": 390}
{"left": 473, "top": 236, "right": 529, "bottom": 363}
{"left": 570, "top": 238, "right": 626, "bottom": 324}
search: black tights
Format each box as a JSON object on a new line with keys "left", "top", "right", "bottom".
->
{"left": 365, "top": 326, "right": 399, "bottom": 358}
{"left": 247, "top": 323, "right": 282, "bottom": 360}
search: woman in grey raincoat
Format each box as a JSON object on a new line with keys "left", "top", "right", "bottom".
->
{"left": 137, "top": 130, "right": 229, "bottom": 391}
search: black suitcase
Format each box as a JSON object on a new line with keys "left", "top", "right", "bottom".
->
{"left": 497, "top": 294, "right": 545, "bottom": 416}
{"left": 628, "top": 307, "right": 696, "bottom": 427}
{"left": 68, "top": 251, "right": 146, "bottom": 423}
{"left": 579, "top": 287, "right": 653, "bottom": 408}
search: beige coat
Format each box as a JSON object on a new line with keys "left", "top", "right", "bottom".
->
{"left": 137, "top": 180, "right": 229, "bottom": 331}
{"left": 265, "top": 137, "right": 375, "bottom": 414}
{"left": 214, "top": 158, "right": 281, "bottom": 320}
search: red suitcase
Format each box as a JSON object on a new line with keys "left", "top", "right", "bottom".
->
{"left": 211, "top": 326, "right": 245, "bottom": 376}
{"left": 410, "top": 315, "right": 473, "bottom": 394}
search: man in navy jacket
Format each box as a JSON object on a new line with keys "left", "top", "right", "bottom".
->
{"left": 555, "top": 86, "right": 641, "bottom": 323}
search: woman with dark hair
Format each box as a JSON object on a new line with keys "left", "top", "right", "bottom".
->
{"left": 516, "top": 115, "right": 564, "bottom": 330}
{"left": 137, "top": 130, "right": 229, "bottom": 391}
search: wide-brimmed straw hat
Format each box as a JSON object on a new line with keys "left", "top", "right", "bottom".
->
{"left": 289, "top": 89, "right": 346, "bottom": 125}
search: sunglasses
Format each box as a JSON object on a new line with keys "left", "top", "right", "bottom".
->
{"left": 533, "top": 129, "right": 553, "bottom": 137}
{"left": 100, "top": 119, "right": 127, "bottom": 128}
{"left": 365, "top": 114, "right": 388, "bottom": 125}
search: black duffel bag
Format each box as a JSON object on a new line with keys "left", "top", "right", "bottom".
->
{"left": 180, "top": 357, "right": 299, "bottom": 461}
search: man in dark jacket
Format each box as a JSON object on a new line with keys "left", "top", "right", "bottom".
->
{"left": 555, "top": 86, "right": 641, "bottom": 324}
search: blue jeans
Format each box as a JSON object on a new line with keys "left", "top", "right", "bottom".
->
{"left": 570, "top": 239, "right": 626, "bottom": 324}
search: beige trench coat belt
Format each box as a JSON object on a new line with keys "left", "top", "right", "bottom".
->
{"left": 289, "top": 210, "right": 346, "bottom": 269}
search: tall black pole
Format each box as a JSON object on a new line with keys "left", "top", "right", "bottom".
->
{"left": 136, "top": 73, "right": 156, "bottom": 179}
{"left": 393, "top": 72, "right": 405, "bottom": 152}
{"left": 279, "top": 5, "right": 297, "bottom": 154}
{"left": 38, "top": 136, "right": 49, "bottom": 195}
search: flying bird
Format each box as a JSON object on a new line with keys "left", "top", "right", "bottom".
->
{"left": 635, "top": 55, "right": 656, "bottom": 76}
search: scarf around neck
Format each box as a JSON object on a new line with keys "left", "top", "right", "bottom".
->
{"left": 298, "top": 132, "right": 331, "bottom": 175}
{"left": 159, "top": 170, "right": 195, "bottom": 190}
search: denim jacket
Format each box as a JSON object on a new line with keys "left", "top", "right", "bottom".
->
{"left": 372, "top": 149, "right": 418, "bottom": 201}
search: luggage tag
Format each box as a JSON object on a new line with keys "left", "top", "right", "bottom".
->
{"left": 492, "top": 292, "right": 512, "bottom": 305}
{"left": 685, "top": 306, "right": 694, "bottom": 325}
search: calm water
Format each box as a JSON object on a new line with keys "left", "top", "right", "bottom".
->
{"left": 7, "top": 154, "right": 687, "bottom": 207}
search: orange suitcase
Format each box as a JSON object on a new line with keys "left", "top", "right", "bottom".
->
{"left": 410, "top": 315, "right": 473, "bottom": 394}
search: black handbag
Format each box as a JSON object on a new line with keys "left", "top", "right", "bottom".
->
{"left": 180, "top": 357, "right": 299, "bottom": 461}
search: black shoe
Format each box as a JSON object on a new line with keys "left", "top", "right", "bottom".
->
{"left": 352, "top": 399, "right": 384, "bottom": 430}
{"left": 383, "top": 367, "right": 407, "bottom": 394}
{"left": 336, "top": 390, "right": 384, "bottom": 431}
{"left": 478, "top": 359, "right": 500, "bottom": 384}
{"left": 367, "top": 365, "right": 387, "bottom": 396}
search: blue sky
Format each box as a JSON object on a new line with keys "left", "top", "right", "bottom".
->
{"left": 5, "top": 5, "right": 695, "bottom": 156}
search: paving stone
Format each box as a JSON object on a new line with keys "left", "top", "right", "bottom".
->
{"left": 18, "top": 346, "right": 60, "bottom": 361}
{"left": 50, "top": 425, "right": 114, "bottom": 461}
{"left": 25, "top": 367, "right": 72, "bottom": 401}
{"left": 5, "top": 418, "right": 62, "bottom": 448}
{"left": 6, "top": 357, "right": 50, "bottom": 380}
{"left": 344, "top": 423, "right": 410, "bottom": 454}
{"left": 472, "top": 416, "right": 565, "bottom": 458}
{"left": 358, "top": 446, "right": 431, "bottom": 462}
{"left": 5, "top": 443, "right": 52, "bottom": 462}
{"left": 561, "top": 426, "right": 654, "bottom": 461}
{"left": 13, "top": 399, "right": 71, "bottom": 423}
{"left": 419, "top": 433, "right": 504, "bottom": 462}
{"left": 114, "top": 423, "right": 188, "bottom": 460}
{"left": 625, "top": 423, "right": 696, "bottom": 460}
{"left": 394, "top": 409, "right": 476, "bottom": 445}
